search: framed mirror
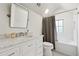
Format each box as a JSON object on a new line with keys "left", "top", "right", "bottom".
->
{"left": 10, "top": 4, "right": 29, "bottom": 29}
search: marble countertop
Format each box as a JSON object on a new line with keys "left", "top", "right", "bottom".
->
{"left": 0, "top": 35, "right": 43, "bottom": 49}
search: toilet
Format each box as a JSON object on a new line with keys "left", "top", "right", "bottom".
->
{"left": 43, "top": 42, "right": 54, "bottom": 56}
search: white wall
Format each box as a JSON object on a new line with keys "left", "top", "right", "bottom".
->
{"left": 0, "top": 3, "right": 42, "bottom": 36}
{"left": 77, "top": 6, "right": 79, "bottom": 56}
{"left": 28, "top": 10, "right": 42, "bottom": 35}
{"left": 55, "top": 11, "right": 75, "bottom": 41}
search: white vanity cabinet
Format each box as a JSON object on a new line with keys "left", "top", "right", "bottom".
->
{"left": 21, "top": 36, "right": 43, "bottom": 56}
{"left": 21, "top": 39, "right": 36, "bottom": 56}
{"left": 35, "top": 36, "right": 43, "bottom": 56}
{"left": 22, "top": 44, "right": 35, "bottom": 56}
{"left": 0, "top": 36, "right": 43, "bottom": 56}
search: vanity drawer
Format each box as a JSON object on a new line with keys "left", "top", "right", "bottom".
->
{"left": 0, "top": 48, "right": 19, "bottom": 56}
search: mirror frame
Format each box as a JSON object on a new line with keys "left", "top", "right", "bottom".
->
{"left": 10, "top": 3, "right": 29, "bottom": 29}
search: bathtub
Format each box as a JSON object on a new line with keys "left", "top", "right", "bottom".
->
{"left": 55, "top": 40, "right": 77, "bottom": 56}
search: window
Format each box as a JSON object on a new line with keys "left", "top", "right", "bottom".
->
{"left": 56, "top": 19, "right": 64, "bottom": 33}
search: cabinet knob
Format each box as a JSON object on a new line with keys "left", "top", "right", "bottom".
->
{"left": 28, "top": 44, "right": 32, "bottom": 47}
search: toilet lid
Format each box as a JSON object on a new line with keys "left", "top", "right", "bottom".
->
{"left": 43, "top": 42, "right": 53, "bottom": 48}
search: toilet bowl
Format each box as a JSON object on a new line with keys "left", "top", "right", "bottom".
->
{"left": 43, "top": 42, "right": 53, "bottom": 56}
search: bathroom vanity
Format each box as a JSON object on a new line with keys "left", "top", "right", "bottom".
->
{"left": 0, "top": 35, "right": 43, "bottom": 56}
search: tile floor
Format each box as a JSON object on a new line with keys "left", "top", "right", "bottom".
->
{"left": 52, "top": 50, "right": 68, "bottom": 56}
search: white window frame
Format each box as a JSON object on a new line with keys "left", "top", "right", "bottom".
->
{"left": 56, "top": 19, "right": 64, "bottom": 33}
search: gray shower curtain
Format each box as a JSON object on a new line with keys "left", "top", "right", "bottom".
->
{"left": 42, "top": 16, "right": 57, "bottom": 49}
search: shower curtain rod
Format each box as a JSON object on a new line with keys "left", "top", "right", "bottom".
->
{"left": 53, "top": 8, "right": 77, "bottom": 15}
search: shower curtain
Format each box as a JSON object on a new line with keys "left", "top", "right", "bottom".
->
{"left": 42, "top": 16, "right": 57, "bottom": 49}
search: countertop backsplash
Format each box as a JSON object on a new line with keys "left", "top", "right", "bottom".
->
{"left": 0, "top": 31, "right": 32, "bottom": 39}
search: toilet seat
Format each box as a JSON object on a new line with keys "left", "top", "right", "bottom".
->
{"left": 43, "top": 42, "right": 54, "bottom": 49}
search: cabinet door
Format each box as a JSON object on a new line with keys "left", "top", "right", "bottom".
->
{"left": 22, "top": 44, "right": 35, "bottom": 56}
{"left": 0, "top": 48, "right": 19, "bottom": 56}
{"left": 22, "top": 40, "right": 35, "bottom": 56}
{"left": 35, "top": 37, "right": 43, "bottom": 56}
{"left": 36, "top": 46, "right": 43, "bottom": 56}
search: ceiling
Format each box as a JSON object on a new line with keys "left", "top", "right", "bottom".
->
{"left": 21, "top": 3, "right": 79, "bottom": 17}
